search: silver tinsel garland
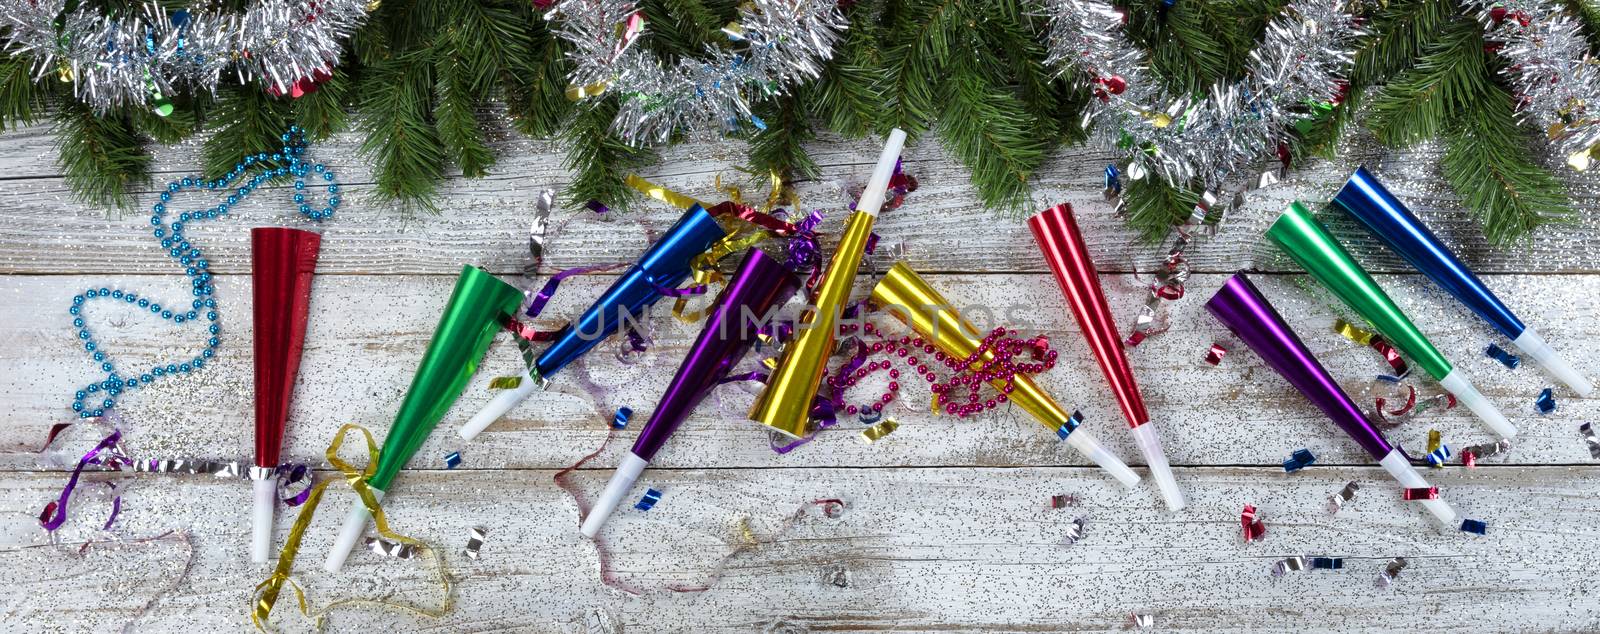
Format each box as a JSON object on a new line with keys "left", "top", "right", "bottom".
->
{"left": 547, "top": 0, "right": 847, "bottom": 146}
{"left": 1466, "top": 0, "right": 1600, "bottom": 170}
{"left": 1040, "top": 0, "right": 1364, "bottom": 189}
{"left": 1, "top": 0, "right": 371, "bottom": 112}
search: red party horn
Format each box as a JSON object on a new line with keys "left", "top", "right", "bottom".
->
{"left": 1029, "top": 204, "right": 1185, "bottom": 511}
{"left": 250, "top": 227, "right": 321, "bottom": 563}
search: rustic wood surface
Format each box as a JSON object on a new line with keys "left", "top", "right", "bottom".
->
{"left": 0, "top": 121, "right": 1596, "bottom": 632}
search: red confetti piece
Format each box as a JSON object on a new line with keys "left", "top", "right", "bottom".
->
{"left": 1204, "top": 343, "right": 1227, "bottom": 366}
{"left": 1401, "top": 486, "right": 1439, "bottom": 501}
{"left": 1241, "top": 504, "right": 1266, "bottom": 542}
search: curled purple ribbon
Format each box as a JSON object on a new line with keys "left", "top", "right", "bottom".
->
{"left": 40, "top": 429, "right": 124, "bottom": 532}
{"left": 525, "top": 263, "right": 629, "bottom": 319}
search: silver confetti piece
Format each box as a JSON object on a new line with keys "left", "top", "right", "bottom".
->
{"left": 1062, "top": 517, "right": 1087, "bottom": 545}
{"left": 1376, "top": 557, "right": 1408, "bottom": 588}
{"left": 464, "top": 525, "right": 488, "bottom": 560}
{"left": 822, "top": 565, "right": 851, "bottom": 588}
{"left": 1272, "top": 555, "right": 1307, "bottom": 576}
{"left": 1327, "top": 481, "right": 1360, "bottom": 515}
{"left": 1130, "top": 613, "right": 1154, "bottom": 629}
{"left": 526, "top": 189, "right": 554, "bottom": 276}
{"left": 1582, "top": 423, "right": 1600, "bottom": 459}
{"left": 365, "top": 537, "right": 416, "bottom": 559}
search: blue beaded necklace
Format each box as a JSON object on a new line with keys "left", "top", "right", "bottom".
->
{"left": 68, "top": 125, "right": 339, "bottom": 418}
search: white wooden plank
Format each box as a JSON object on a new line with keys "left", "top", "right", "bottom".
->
{"left": 2, "top": 123, "right": 1598, "bottom": 276}
{"left": 3, "top": 465, "right": 1597, "bottom": 632}
{"left": 3, "top": 272, "right": 1593, "bottom": 470}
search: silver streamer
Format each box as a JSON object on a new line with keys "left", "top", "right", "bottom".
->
{"left": 1466, "top": 0, "right": 1600, "bottom": 168}
{"left": 1376, "top": 556, "right": 1408, "bottom": 588}
{"left": 548, "top": 0, "right": 847, "bottom": 145}
{"left": 1039, "top": 0, "right": 1364, "bottom": 188}
{"left": 1, "top": 0, "right": 371, "bottom": 111}
{"left": 1272, "top": 555, "right": 1308, "bottom": 576}
{"left": 1326, "top": 481, "right": 1360, "bottom": 515}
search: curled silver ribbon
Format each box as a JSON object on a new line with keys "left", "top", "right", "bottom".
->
{"left": 1326, "top": 481, "right": 1360, "bottom": 515}
{"left": 1272, "top": 556, "right": 1307, "bottom": 576}
{"left": 364, "top": 536, "right": 417, "bottom": 559}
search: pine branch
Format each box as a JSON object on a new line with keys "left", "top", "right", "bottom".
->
{"left": 0, "top": 52, "right": 45, "bottom": 130}
{"left": 202, "top": 85, "right": 294, "bottom": 181}
{"left": 502, "top": 16, "right": 573, "bottom": 138}
{"left": 293, "top": 69, "right": 353, "bottom": 141}
{"left": 52, "top": 101, "right": 150, "bottom": 210}
{"left": 937, "top": 51, "right": 1049, "bottom": 214}
{"left": 638, "top": 0, "right": 728, "bottom": 61}
{"left": 748, "top": 94, "right": 817, "bottom": 181}
{"left": 1563, "top": 0, "right": 1600, "bottom": 53}
{"left": 1123, "top": 0, "right": 1241, "bottom": 94}
{"left": 808, "top": 2, "right": 887, "bottom": 137}
{"left": 358, "top": 56, "right": 446, "bottom": 211}
{"left": 981, "top": 0, "right": 1068, "bottom": 143}
{"left": 435, "top": 52, "right": 495, "bottom": 178}
{"left": 1442, "top": 84, "right": 1571, "bottom": 243}
{"left": 127, "top": 103, "right": 198, "bottom": 145}
{"left": 1119, "top": 174, "right": 1200, "bottom": 243}
{"left": 560, "top": 97, "right": 658, "bottom": 212}
{"left": 1368, "top": 18, "right": 1488, "bottom": 147}
{"left": 883, "top": 0, "right": 959, "bottom": 137}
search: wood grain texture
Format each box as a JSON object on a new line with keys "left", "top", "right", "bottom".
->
{"left": 3, "top": 465, "right": 1598, "bottom": 633}
{"left": 2, "top": 123, "right": 1599, "bottom": 276}
{"left": 3, "top": 272, "right": 1593, "bottom": 472}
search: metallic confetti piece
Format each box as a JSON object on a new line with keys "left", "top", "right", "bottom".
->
{"left": 1283, "top": 448, "right": 1316, "bottom": 472}
{"left": 488, "top": 375, "right": 523, "bottom": 390}
{"left": 1459, "top": 438, "right": 1512, "bottom": 467}
{"left": 1460, "top": 518, "right": 1488, "bottom": 535}
{"left": 635, "top": 488, "right": 663, "bottom": 511}
{"left": 1376, "top": 557, "right": 1408, "bottom": 588}
{"left": 1103, "top": 163, "right": 1122, "bottom": 199}
{"left": 464, "top": 526, "right": 487, "bottom": 560}
{"left": 1130, "top": 613, "right": 1154, "bottom": 629}
{"left": 1310, "top": 557, "right": 1343, "bottom": 570}
{"left": 364, "top": 536, "right": 417, "bottom": 559}
{"left": 1485, "top": 343, "right": 1521, "bottom": 369}
{"left": 1334, "top": 318, "right": 1410, "bottom": 377}
{"left": 1050, "top": 494, "right": 1079, "bottom": 509}
{"left": 1203, "top": 342, "right": 1227, "bottom": 366}
{"left": 813, "top": 498, "right": 846, "bottom": 518}
{"left": 1062, "top": 517, "right": 1087, "bottom": 545}
{"left": 612, "top": 407, "right": 632, "bottom": 429}
{"left": 1425, "top": 429, "right": 1450, "bottom": 468}
{"left": 1272, "top": 555, "right": 1306, "bottom": 576}
{"left": 823, "top": 565, "right": 851, "bottom": 588}
{"left": 1056, "top": 411, "right": 1083, "bottom": 440}
{"left": 1402, "top": 487, "right": 1439, "bottom": 501}
{"left": 444, "top": 451, "right": 462, "bottom": 470}
{"left": 1241, "top": 504, "right": 1266, "bottom": 542}
{"left": 1536, "top": 387, "right": 1557, "bottom": 415}
{"left": 1327, "top": 481, "right": 1360, "bottom": 515}
{"left": 527, "top": 189, "right": 554, "bottom": 274}
{"left": 1582, "top": 423, "right": 1600, "bottom": 459}
{"left": 860, "top": 418, "right": 899, "bottom": 444}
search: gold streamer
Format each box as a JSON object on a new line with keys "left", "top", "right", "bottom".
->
{"left": 1332, "top": 318, "right": 1376, "bottom": 346}
{"left": 859, "top": 418, "right": 899, "bottom": 443}
{"left": 624, "top": 174, "right": 703, "bottom": 210}
{"left": 251, "top": 424, "right": 452, "bottom": 631}
{"left": 487, "top": 375, "right": 523, "bottom": 390}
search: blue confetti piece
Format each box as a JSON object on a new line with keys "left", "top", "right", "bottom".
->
{"left": 1057, "top": 411, "right": 1083, "bottom": 440}
{"left": 1283, "top": 448, "right": 1317, "bottom": 472}
{"left": 613, "top": 407, "right": 632, "bottom": 429}
{"left": 1484, "top": 343, "right": 1521, "bottom": 369}
{"left": 1459, "top": 518, "right": 1488, "bottom": 535}
{"left": 1536, "top": 388, "right": 1556, "bottom": 415}
{"left": 749, "top": 115, "right": 767, "bottom": 131}
{"left": 1310, "top": 557, "right": 1343, "bottom": 570}
{"left": 1425, "top": 446, "right": 1452, "bottom": 468}
{"left": 444, "top": 451, "right": 462, "bottom": 470}
{"left": 634, "top": 488, "right": 662, "bottom": 511}
{"left": 1103, "top": 164, "right": 1121, "bottom": 195}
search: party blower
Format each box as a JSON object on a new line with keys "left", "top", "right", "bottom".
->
{"left": 250, "top": 227, "right": 321, "bottom": 563}
{"left": 458, "top": 203, "right": 728, "bottom": 440}
{"left": 325, "top": 265, "right": 524, "bottom": 572}
{"left": 580, "top": 249, "right": 800, "bottom": 537}
{"left": 871, "top": 262, "right": 1142, "bottom": 487}
{"left": 750, "top": 128, "right": 908, "bottom": 439}
{"left": 1206, "top": 274, "right": 1460, "bottom": 528}
{"left": 1334, "top": 167, "right": 1592, "bottom": 396}
{"left": 1029, "top": 203, "right": 1184, "bottom": 510}
{"left": 1267, "top": 201, "right": 1517, "bottom": 440}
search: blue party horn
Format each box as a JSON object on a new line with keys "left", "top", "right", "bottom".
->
{"left": 459, "top": 204, "right": 728, "bottom": 439}
{"left": 1334, "top": 167, "right": 1593, "bottom": 397}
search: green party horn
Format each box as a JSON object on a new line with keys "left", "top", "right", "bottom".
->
{"left": 1267, "top": 202, "right": 1515, "bottom": 440}
{"left": 323, "top": 264, "right": 524, "bottom": 572}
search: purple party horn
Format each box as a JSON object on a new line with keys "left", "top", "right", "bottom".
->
{"left": 580, "top": 249, "right": 800, "bottom": 537}
{"left": 1205, "top": 273, "right": 1460, "bottom": 528}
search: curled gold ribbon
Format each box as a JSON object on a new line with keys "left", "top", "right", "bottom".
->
{"left": 252, "top": 424, "right": 452, "bottom": 631}
{"left": 624, "top": 174, "right": 703, "bottom": 210}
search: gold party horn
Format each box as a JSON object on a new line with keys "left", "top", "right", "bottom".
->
{"left": 869, "top": 262, "right": 1141, "bottom": 487}
{"left": 748, "top": 129, "right": 907, "bottom": 438}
